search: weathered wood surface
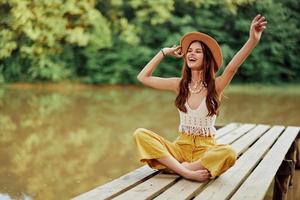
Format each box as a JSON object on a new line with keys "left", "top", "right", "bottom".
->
{"left": 72, "top": 165, "right": 158, "bottom": 200}
{"left": 194, "top": 126, "right": 284, "bottom": 200}
{"left": 72, "top": 124, "right": 300, "bottom": 200}
{"left": 230, "top": 126, "right": 299, "bottom": 200}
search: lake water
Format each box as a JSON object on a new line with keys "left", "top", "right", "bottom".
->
{"left": 0, "top": 84, "right": 299, "bottom": 199}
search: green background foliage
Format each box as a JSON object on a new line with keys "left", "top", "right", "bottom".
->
{"left": 0, "top": 0, "right": 299, "bottom": 84}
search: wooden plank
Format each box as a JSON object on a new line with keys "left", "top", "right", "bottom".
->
{"left": 72, "top": 165, "right": 158, "bottom": 200}
{"left": 112, "top": 173, "right": 181, "bottom": 200}
{"left": 153, "top": 178, "right": 207, "bottom": 200}
{"left": 217, "top": 124, "right": 256, "bottom": 144}
{"left": 193, "top": 125, "right": 285, "bottom": 200}
{"left": 231, "top": 124, "right": 270, "bottom": 155}
{"left": 215, "top": 123, "right": 241, "bottom": 139}
{"left": 154, "top": 124, "right": 270, "bottom": 200}
{"left": 154, "top": 178, "right": 207, "bottom": 200}
{"left": 230, "top": 126, "right": 300, "bottom": 200}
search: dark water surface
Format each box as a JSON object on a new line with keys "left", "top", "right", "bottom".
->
{"left": 0, "top": 84, "right": 299, "bottom": 199}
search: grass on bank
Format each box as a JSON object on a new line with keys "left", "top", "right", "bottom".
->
{"left": 224, "top": 83, "right": 300, "bottom": 94}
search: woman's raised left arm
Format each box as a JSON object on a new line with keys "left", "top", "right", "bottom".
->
{"left": 216, "top": 14, "right": 267, "bottom": 94}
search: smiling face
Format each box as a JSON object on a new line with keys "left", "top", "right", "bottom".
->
{"left": 185, "top": 41, "right": 204, "bottom": 70}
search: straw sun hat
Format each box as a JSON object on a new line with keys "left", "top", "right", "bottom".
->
{"left": 180, "top": 32, "right": 223, "bottom": 68}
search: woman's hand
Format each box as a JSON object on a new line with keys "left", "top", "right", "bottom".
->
{"left": 249, "top": 14, "right": 267, "bottom": 43}
{"left": 162, "top": 45, "right": 183, "bottom": 58}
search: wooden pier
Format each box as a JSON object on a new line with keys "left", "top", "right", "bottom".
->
{"left": 73, "top": 123, "right": 300, "bottom": 200}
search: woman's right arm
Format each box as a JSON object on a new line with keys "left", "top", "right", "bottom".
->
{"left": 137, "top": 46, "right": 182, "bottom": 93}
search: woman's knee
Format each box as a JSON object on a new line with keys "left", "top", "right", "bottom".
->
{"left": 133, "top": 128, "right": 149, "bottom": 139}
{"left": 224, "top": 145, "right": 237, "bottom": 165}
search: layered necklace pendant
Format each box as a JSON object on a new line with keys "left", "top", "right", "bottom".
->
{"left": 188, "top": 79, "right": 205, "bottom": 94}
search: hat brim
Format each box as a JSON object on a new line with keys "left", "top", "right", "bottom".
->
{"left": 180, "top": 32, "right": 223, "bottom": 68}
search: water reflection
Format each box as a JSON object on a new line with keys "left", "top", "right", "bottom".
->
{"left": 0, "top": 84, "right": 299, "bottom": 199}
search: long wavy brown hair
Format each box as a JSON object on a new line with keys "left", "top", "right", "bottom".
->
{"left": 175, "top": 41, "right": 220, "bottom": 116}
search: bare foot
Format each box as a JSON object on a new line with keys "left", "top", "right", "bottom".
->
{"left": 184, "top": 169, "right": 211, "bottom": 182}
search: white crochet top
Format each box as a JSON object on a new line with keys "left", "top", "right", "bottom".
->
{"left": 177, "top": 97, "right": 216, "bottom": 137}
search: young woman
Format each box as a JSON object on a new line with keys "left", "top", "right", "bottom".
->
{"left": 134, "top": 14, "right": 267, "bottom": 182}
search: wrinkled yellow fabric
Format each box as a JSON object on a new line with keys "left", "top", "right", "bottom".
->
{"left": 133, "top": 128, "right": 237, "bottom": 178}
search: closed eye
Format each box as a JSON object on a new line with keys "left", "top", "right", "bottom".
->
{"left": 188, "top": 48, "right": 203, "bottom": 53}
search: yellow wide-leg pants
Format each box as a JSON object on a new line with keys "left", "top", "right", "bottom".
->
{"left": 133, "top": 128, "right": 237, "bottom": 178}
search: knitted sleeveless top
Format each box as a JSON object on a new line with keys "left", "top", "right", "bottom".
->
{"left": 177, "top": 96, "right": 216, "bottom": 137}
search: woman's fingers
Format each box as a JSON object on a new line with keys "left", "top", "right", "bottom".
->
{"left": 252, "top": 14, "right": 261, "bottom": 23}
{"left": 252, "top": 14, "right": 267, "bottom": 26}
{"left": 259, "top": 21, "right": 268, "bottom": 26}
{"left": 256, "top": 20, "right": 267, "bottom": 31}
{"left": 174, "top": 52, "right": 183, "bottom": 58}
{"left": 259, "top": 22, "right": 267, "bottom": 29}
{"left": 252, "top": 14, "right": 267, "bottom": 31}
{"left": 164, "top": 45, "right": 182, "bottom": 58}
{"left": 175, "top": 46, "right": 182, "bottom": 53}
{"left": 257, "top": 16, "right": 266, "bottom": 24}
{"left": 173, "top": 46, "right": 183, "bottom": 57}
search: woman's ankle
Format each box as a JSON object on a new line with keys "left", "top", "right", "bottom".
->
{"left": 181, "top": 168, "right": 194, "bottom": 179}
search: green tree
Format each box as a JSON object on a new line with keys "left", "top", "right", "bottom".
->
{"left": 0, "top": 0, "right": 299, "bottom": 83}
{"left": 233, "top": 0, "right": 300, "bottom": 82}
{"left": 0, "top": 0, "right": 111, "bottom": 82}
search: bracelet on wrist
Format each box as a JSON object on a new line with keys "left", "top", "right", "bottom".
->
{"left": 160, "top": 49, "right": 166, "bottom": 57}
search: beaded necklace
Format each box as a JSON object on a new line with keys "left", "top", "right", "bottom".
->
{"left": 188, "top": 79, "right": 205, "bottom": 94}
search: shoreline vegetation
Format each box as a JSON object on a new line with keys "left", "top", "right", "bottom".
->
{"left": 2, "top": 83, "right": 300, "bottom": 94}
{"left": 1, "top": 1, "right": 299, "bottom": 84}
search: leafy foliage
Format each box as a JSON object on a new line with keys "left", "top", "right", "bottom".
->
{"left": 0, "top": 0, "right": 111, "bottom": 82}
{"left": 0, "top": 0, "right": 299, "bottom": 83}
